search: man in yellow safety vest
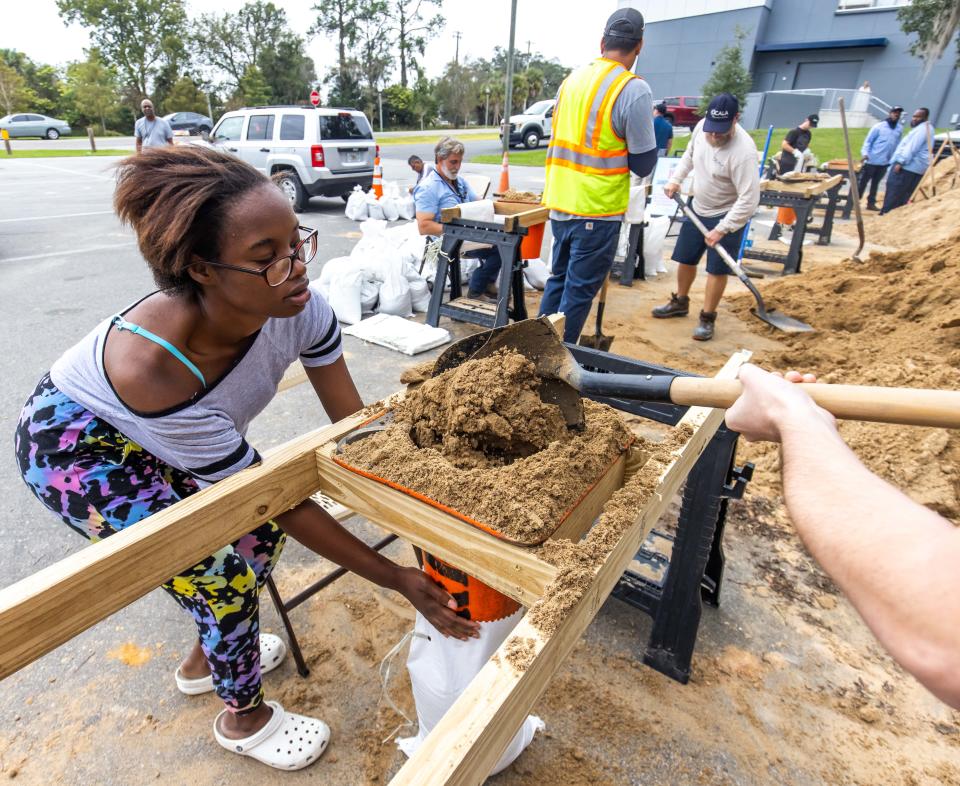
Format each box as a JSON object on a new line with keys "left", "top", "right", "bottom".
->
{"left": 538, "top": 7, "right": 657, "bottom": 343}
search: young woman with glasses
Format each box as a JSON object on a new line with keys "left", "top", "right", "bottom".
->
{"left": 14, "top": 145, "right": 479, "bottom": 771}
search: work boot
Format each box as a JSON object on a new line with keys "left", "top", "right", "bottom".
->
{"left": 866, "top": 203, "right": 878, "bottom": 211}
{"left": 692, "top": 310, "right": 717, "bottom": 341}
{"left": 651, "top": 293, "right": 690, "bottom": 318}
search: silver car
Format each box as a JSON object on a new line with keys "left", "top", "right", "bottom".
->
{"left": 211, "top": 105, "right": 377, "bottom": 211}
{"left": 0, "top": 113, "right": 72, "bottom": 139}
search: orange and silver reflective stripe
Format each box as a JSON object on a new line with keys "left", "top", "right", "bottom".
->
{"left": 548, "top": 137, "right": 627, "bottom": 158}
{"left": 592, "top": 72, "right": 634, "bottom": 147}
{"left": 582, "top": 63, "right": 628, "bottom": 148}
{"left": 578, "top": 60, "right": 619, "bottom": 145}
{"left": 545, "top": 144, "right": 628, "bottom": 172}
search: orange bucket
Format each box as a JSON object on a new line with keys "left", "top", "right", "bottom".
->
{"left": 520, "top": 221, "right": 545, "bottom": 259}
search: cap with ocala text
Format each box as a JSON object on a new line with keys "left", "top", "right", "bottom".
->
{"left": 702, "top": 93, "right": 739, "bottom": 133}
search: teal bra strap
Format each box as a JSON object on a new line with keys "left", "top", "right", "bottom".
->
{"left": 111, "top": 315, "right": 207, "bottom": 389}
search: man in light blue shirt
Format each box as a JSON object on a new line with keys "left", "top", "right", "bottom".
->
{"left": 414, "top": 136, "right": 501, "bottom": 299}
{"left": 880, "top": 107, "right": 932, "bottom": 215}
{"left": 858, "top": 106, "right": 903, "bottom": 211}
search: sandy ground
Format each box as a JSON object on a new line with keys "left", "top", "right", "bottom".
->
{"left": 2, "top": 191, "right": 959, "bottom": 784}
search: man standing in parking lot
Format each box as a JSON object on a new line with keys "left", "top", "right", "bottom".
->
{"left": 653, "top": 103, "right": 673, "bottom": 157}
{"left": 135, "top": 99, "right": 173, "bottom": 153}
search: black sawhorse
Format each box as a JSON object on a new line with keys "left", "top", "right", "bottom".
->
{"left": 822, "top": 163, "right": 862, "bottom": 220}
{"left": 570, "top": 343, "right": 751, "bottom": 684}
{"left": 267, "top": 344, "right": 749, "bottom": 684}
{"left": 425, "top": 218, "right": 529, "bottom": 329}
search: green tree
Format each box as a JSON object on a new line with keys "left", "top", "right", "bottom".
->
{"left": 700, "top": 26, "right": 752, "bottom": 110}
{"left": 524, "top": 65, "right": 544, "bottom": 104}
{"left": 390, "top": 0, "right": 444, "bottom": 88}
{"left": 235, "top": 64, "right": 271, "bottom": 108}
{"left": 311, "top": 0, "right": 363, "bottom": 103}
{"left": 164, "top": 75, "right": 208, "bottom": 114}
{"left": 0, "top": 61, "right": 37, "bottom": 115}
{"left": 56, "top": 0, "right": 188, "bottom": 105}
{"left": 355, "top": 1, "right": 394, "bottom": 118}
{"left": 64, "top": 50, "right": 119, "bottom": 133}
{"left": 0, "top": 50, "right": 64, "bottom": 115}
{"left": 434, "top": 61, "right": 477, "bottom": 127}
{"left": 409, "top": 76, "right": 437, "bottom": 129}
{"left": 898, "top": 0, "right": 960, "bottom": 71}
{"left": 260, "top": 46, "right": 316, "bottom": 105}
{"left": 383, "top": 83, "right": 414, "bottom": 126}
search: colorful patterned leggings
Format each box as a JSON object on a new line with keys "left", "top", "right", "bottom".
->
{"left": 14, "top": 375, "right": 285, "bottom": 714}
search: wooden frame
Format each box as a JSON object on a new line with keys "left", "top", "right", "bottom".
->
{"left": 0, "top": 342, "right": 748, "bottom": 785}
{"left": 440, "top": 200, "right": 549, "bottom": 232}
{"left": 760, "top": 174, "right": 842, "bottom": 198}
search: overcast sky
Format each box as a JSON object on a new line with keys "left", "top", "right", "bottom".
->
{"left": 0, "top": 1, "right": 615, "bottom": 86}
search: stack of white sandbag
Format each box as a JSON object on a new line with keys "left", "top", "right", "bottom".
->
{"left": 344, "top": 182, "right": 416, "bottom": 223}
{"left": 318, "top": 221, "right": 432, "bottom": 325}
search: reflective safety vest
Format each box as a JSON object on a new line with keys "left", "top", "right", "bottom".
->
{"left": 542, "top": 58, "right": 638, "bottom": 217}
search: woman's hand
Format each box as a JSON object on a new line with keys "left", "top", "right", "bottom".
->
{"left": 394, "top": 567, "right": 481, "bottom": 641}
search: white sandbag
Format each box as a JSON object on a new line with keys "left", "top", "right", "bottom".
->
{"left": 317, "top": 256, "right": 353, "bottom": 301}
{"left": 344, "top": 186, "right": 368, "bottom": 222}
{"left": 360, "top": 278, "right": 379, "bottom": 314}
{"left": 327, "top": 267, "right": 363, "bottom": 325}
{"left": 523, "top": 257, "right": 550, "bottom": 290}
{"left": 342, "top": 314, "right": 450, "bottom": 355}
{"left": 397, "top": 609, "right": 544, "bottom": 775}
{"left": 367, "top": 200, "right": 385, "bottom": 221}
{"left": 457, "top": 199, "right": 496, "bottom": 223}
{"left": 616, "top": 222, "right": 630, "bottom": 259}
{"left": 383, "top": 180, "right": 401, "bottom": 199}
{"left": 625, "top": 183, "right": 646, "bottom": 224}
{"left": 408, "top": 279, "right": 431, "bottom": 312}
{"left": 378, "top": 267, "right": 413, "bottom": 317}
{"left": 397, "top": 194, "right": 416, "bottom": 220}
{"left": 643, "top": 215, "right": 670, "bottom": 277}
{"left": 381, "top": 196, "right": 400, "bottom": 222}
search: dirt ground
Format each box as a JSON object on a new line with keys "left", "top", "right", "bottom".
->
{"left": 3, "top": 204, "right": 959, "bottom": 784}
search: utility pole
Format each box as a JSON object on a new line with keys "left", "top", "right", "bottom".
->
{"left": 502, "top": 0, "right": 517, "bottom": 155}
{"left": 454, "top": 31, "right": 462, "bottom": 64}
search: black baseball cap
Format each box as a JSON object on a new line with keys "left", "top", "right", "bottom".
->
{"left": 703, "top": 93, "right": 739, "bottom": 133}
{"left": 890, "top": 106, "right": 904, "bottom": 113}
{"left": 807, "top": 114, "right": 820, "bottom": 127}
{"left": 604, "top": 8, "right": 645, "bottom": 39}
{"left": 655, "top": 102, "right": 668, "bottom": 114}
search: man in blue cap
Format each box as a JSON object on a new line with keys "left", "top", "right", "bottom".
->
{"left": 652, "top": 93, "right": 760, "bottom": 341}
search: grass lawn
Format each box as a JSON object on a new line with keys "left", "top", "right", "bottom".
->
{"left": 473, "top": 127, "right": 951, "bottom": 169}
{"left": 379, "top": 132, "right": 500, "bottom": 146}
{"left": 3, "top": 148, "right": 129, "bottom": 158}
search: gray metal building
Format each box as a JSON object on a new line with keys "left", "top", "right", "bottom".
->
{"left": 623, "top": 0, "right": 959, "bottom": 127}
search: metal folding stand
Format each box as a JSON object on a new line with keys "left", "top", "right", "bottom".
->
{"left": 570, "top": 343, "right": 751, "bottom": 684}
{"left": 822, "top": 163, "right": 861, "bottom": 220}
{"left": 803, "top": 178, "right": 843, "bottom": 246}
{"left": 743, "top": 190, "right": 815, "bottom": 275}
{"left": 425, "top": 218, "right": 529, "bottom": 330}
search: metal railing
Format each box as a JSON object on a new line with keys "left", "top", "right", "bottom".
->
{"left": 766, "top": 88, "right": 892, "bottom": 120}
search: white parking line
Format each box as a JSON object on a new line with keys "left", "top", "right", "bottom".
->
{"left": 2, "top": 241, "right": 136, "bottom": 263}
{"left": 0, "top": 210, "right": 115, "bottom": 224}
{"left": 17, "top": 162, "right": 115, "bottom": 181}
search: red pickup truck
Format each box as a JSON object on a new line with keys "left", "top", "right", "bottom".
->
{"left": 656, "top": 96, "right": 703, "bottom": 129}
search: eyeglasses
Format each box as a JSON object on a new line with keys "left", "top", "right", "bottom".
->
{"left": 202, "top": 226, "right": 319, "bottom": 287}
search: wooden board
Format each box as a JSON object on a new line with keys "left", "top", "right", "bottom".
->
{"left": 760, "top": 174, "right": 842, "bottom": 198}
{"left": 0, "top": 402, "right": 394, "bottom": 682}
{"left": 387, "top": 350, "right": 751, "bottom": 785}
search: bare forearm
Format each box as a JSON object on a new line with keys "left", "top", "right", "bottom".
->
{"left": 276, "top": 501, "right": 401, "bottom": 590}
{"left": 779, "top": 416, "right": 960, "bottom": 706}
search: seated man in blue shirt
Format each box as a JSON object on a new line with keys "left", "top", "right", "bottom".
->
{"left": 880, "top": 107, "right": 932, "bottom": 216}
{"left": 859, "top": 106, "right": 903, "bottom": 211}
{"left": 414, "top": 136, "right": 501, "bottom": 300}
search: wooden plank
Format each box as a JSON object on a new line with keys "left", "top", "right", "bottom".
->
{"left": 0, "top": 404, "right": 390, "bottom": 682}
{"left": 502, "top": 206, "right": 549, "bottom": 232}
{"left": 387, "top": 350, "right": 751, "bottom": 786}
{"left": 440, "top": 205, "right": 462, "bottom": 223}
{"left": 315, "top": 444, "right": 557, "bottom": 607}
{"left": 548, "top": 452, "right": 626, "bottom": 543}
{"left": 761, "top": 174, "right": 841, "bottom": 198}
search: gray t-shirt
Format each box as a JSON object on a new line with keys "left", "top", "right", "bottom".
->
{"left": 135, "top": 116, "right": 174, "bottom": 148}
{"left": 551, "top": 75, "right": 656, "bottom": 222}
{"left": 50, "top": 284, "right": 342, "bottom": 486}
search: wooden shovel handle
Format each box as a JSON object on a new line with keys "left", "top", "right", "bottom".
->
{"left": 669, "top": 378, "right": 960, "bottom": 429}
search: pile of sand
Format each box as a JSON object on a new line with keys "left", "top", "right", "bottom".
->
{"left": 340, "top": 349, "right": 632, "bottom": 544}
{"left": 731, "top": 231, "right": 960, "bottom": 518}
{"left": 842, "top": 178, "right": 960, "bottom": 250}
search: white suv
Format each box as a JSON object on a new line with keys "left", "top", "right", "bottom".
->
{"left": 210, "top": 106, "right": 378, "bottom": 211}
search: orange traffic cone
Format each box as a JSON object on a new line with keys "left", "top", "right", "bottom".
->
{"left": 372, "top": 156, "right": 383, "bottom": 198}
{"left": 498, "top": 150, "right": 510, "bottom": 194}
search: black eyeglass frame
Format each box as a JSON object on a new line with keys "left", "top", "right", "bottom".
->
{"left": 201, "top": 225, "right": 319, "bottom": 287}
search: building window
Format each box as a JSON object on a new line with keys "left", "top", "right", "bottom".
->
{"left": 837, "top": 0, "right": 909, "bottom": 11}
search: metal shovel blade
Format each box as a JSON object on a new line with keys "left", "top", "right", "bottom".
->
{"left": 750, "top": 306, "right": 816, "bottom": 334}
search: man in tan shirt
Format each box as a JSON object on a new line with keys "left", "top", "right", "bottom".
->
{"left": 652, "top": 93, "right": 760, "bottom": 341}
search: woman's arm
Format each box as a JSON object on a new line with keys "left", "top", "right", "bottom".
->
{"left": 305, "top": 355, "right": 363, "bottom": 422}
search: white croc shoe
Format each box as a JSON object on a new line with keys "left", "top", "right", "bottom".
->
{"left": 214, "top": 700, "right": 330, "bottom": 771}
{"left": 175, "top": 633, "right": 287, "bottom": 695}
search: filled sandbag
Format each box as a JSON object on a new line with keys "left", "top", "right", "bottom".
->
{"left": 643, "top": 215, "right": 670, "bottom": 277}
{"left": 381, "top": 196, "right": 400, "bottom": 221}
{"left": 397, "top": 194, "right": 416, "bottom": 220}
{"left": 344, "top": 186, "right": 368, "bottom": 221}
{"left": 523, "top": 257, "right": 549, "bottom": 290}
{"left": 327, "top": 267, "right": 364, "bottom": 325}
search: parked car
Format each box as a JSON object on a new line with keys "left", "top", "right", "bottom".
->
{"left": 163, "top": 111, "right": 213, "bottom": 136}
{"left": 0, "top": 113, "right": 71, "bottom": 139}
{"left": 501, "top": 99, "right": 556, "bottom": 149}
{"left": 655, "top": 96, "right": 703, "bottom": 129}
{"left": 933, "top": 129, "right": 960, "bottom": 163}
{"left": 210, "top": 105, "right": 377, "bottom": 211}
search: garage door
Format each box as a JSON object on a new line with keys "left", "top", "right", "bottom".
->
{"left": 793, "top": 60, "right": 862, "bottom": 90}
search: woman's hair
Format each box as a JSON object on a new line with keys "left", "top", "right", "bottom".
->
{"left": 114, "top": 145, "right": 270, "bottom": 297}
